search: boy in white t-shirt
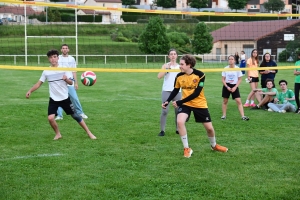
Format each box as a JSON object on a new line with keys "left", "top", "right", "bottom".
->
{"left": 221, "top": 55, "right": 249, "bottom": 121}
{"left": 25, "top": 49, "right": 96, "bottom": 140}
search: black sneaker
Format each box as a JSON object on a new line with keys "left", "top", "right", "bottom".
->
{"left": 251, "top": 105, "right": 260, "bottom": 110}
{"left": 242, "top": 116, "right": 249, "bottom": 121}
{"left": 158, "top": 131, "right": 165, "bottom": 136}
{"left": 176, "top": 131, "right": 179, "bottom": 134}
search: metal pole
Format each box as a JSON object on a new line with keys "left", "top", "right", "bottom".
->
{"left": 75, "top": 0, "right": 78, "bottom": 65}
{"left": 24, "top": 5, "right": 27, "bottom": 65}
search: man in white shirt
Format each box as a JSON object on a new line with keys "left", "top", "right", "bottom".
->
{"left": 26, "top": 49, "right": 96, "bottom": 140}
{"left": 55, "top": 44, "right": 88, "bottom": 120}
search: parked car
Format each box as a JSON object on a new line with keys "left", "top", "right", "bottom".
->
{"left": 2, "top": 18, "right": 16, "bottom": 22}
{"left": 0, "top": 19, "right": 3, "bottom": 25}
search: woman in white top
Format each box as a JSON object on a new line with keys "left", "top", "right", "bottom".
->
{"left": 240, "top": 50, "right": 246, "bottom": 75}
{"left": 157, "top": 49, "right": 182, "bottom": 136}
{"left": 221, "top": 55, "right": 249, "bottom": 121}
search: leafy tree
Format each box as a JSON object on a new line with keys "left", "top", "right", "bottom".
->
{"left": 122, "top": 0, "right": 136, "bottom": 8}
{"left": 191, "top": 22, "right": 213, "bottom": 54}
{"left": 53, "top": 9, "right": 61, "bottom": 22}
{"left": 227, "top": 0, "right": 248, "bottom": 12}
{"left": 138, "top": 16, "right": 170, "bottom": 54}
{"left": 156, "top": 0, "right": 175, "bottom": 8}
{"left": 263, "top": 0, "right": 285, "bottom": 12}
{"left": 286, "top": 39, "right": 300, "bottom": 61}
{"left": 167, "top": 32, "right": 190, "bottom": 49}
{"left": 47, "top": 8, "right": 55, "bottom": 22}
{"left": 189, "top": 0, "right": 208, "bottom": 11}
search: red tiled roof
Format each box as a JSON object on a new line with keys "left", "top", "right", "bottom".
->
{"left": 211, "top": 20, "right": 300, "bottom": 43}
{"left": 0, "top": 6, "right": 37, "bottom": 15}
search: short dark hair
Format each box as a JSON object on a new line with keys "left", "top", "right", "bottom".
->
{"left": 61, "top": 44, "right": 69, "bottom": 48}
{"left": 180, "top": 54, "right": 196, "bottom": 68}
{"left": 47, "top": 49, "right": 59, "bottom": 57}
{"left": 279, "top": 80, "right": 287, "bottom": 85}
{"left": 265, "top": 78, "right": 274, "bottom": 86}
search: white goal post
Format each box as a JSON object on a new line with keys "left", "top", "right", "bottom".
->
{"left": 24, "top": 3, "right": 79, "bottom": 65}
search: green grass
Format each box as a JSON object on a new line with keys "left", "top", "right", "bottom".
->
{"left": 1, "top": 67, "right": 300, "bottom": 199}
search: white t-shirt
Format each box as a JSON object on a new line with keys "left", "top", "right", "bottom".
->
{"left": 39, "top": 67, "right": 73, "bottom": 101}
{"left": 58, "top": 55, "right": 76, "bottom": 86}
{"left": 222, "top": 66, "right": 243, "bottom": 84}
{"left": 240, "top": 54, "right": 246, "bottom": 60}
{"left": 162, "top": 63, "right": 180, "bottom": 91}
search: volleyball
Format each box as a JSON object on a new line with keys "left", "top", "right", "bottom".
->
{"left": 81, "top": 71, "right": 96, "bottom": 86}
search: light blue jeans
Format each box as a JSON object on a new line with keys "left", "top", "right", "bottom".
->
{"left": 57, "top": 86, "right": 83, "bottom": 117}
{"left": 267, "top": 102, "right": 296, "bottom": 112}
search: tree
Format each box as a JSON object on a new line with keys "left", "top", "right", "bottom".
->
{"left": 189, "top": 0, "right": 208, "bottom": 11}
{"left": 53, "top": 9, "right": 61, "bottom": 22}
{"left": 191, "top": 22, "right": 213, "bottom": 54}
{"left": 156, "top": 0, "right": 175, "bottom": 8}
{"left": 138, "top": 16, "right": 170, "bottom": 55}
{"left": 122, "top": 0, "right": 136, "bottom": 8}
{"left": 227, "top": 0, "right": 248, "bottom": 12}
{"left": 286, "top": 39, "right": 300, "bottom": 61}
{"left": 263, "top": 0, "right": 285, "bottom": 12}
{"left": 167, "top": 32, "right": 190, "bottom": 49}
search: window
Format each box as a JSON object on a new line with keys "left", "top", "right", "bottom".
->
{"left": 250, "top": 5, "right": 257, "bottom": 9}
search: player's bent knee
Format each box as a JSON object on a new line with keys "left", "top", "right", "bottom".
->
{"left": 71, "top": 113, "right": 82, "bottom": 123}
{"left": 48, "top": 115, "right": 55, "bottom": 121}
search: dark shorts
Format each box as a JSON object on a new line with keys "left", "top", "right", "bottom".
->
{"left": 48, "top": 97, "right": 75, "bottom": 116}
{"left": 249, "top": 76, "right": 259, "bottom": 83}
{"left": 222, "top": 84, "right": 241, "bottom": 99}
{"left": 178, "top": 105, "right": 211, "bottom": 123}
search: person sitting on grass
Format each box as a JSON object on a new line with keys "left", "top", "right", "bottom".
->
{"left": 267, "top": 80, "right": 296, "bottom": 113}
{"left": 251, "top": 79, "right": 278, "bottom": 110}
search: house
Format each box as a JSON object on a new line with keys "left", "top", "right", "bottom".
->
{"left": 0, "top": 6, "right": 39, "bottom": 22}
{"left": 84, "top": 0, "right": 122, "bottom": 23}
{"left": 77, "top": 9, "right": 111, "bottom": 22}
{"left": 247, "top": 0, "right": 292, "bottom": 13}
{"left": 208, "top": 19, "right": 300, "bottom": 61}
{"left": 211, "top": 0, "right": 292, "bottom": 13}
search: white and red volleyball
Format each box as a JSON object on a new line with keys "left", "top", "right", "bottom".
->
{"left": 81, "top": 71, "right": 96, "bottom": 86}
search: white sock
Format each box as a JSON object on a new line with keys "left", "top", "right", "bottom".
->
{"left": 181, "top": 134, "right": 189, "bottom": 148}
{"left": 208, "top": 137, "right": 216, "bottom": 147}
{"left": 250, "top": 100, "right": 255, "bottom": 104}
{"left": 246, "top": 100, "right": 249, "bottom": 103}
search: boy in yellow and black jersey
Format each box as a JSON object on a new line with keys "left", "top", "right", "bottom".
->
{"left": 162, "top": 54, "right": 228, "bottom": 158}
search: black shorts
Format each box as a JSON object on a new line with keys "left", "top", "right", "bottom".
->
{"left": 48, "top": 97, "right": 75, "bottom": 116}
{"left": 249, "top": 76, "right": 259, "bottom": 83}
{"left": 178, "top": 105, "right": 212, "bottom": 123}
{"left": 222, "top": 84, "right": 241, "bottom": 99}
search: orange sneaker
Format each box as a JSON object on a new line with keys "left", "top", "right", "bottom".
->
{"left": 183, "top": 147, "right": 193, "bottom": 158}
{"left": 211, "top": 144, "right": 228, "bottom": 152}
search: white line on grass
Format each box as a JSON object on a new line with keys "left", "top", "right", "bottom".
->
{"left": 0, "top": 96, "right": 160, "bottom": 105}
{"left": 0, "top": 153, "right": 63, "bottom": 161}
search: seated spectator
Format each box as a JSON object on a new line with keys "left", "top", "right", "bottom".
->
{"left": 267, "top": 80, "right": 296, "bottom": 113}
{"left": 251, "top": 79, "right": 278, "bottom": 110}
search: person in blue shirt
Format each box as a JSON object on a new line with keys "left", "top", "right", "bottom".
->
{"left": 259, "top": 53, "right": 277, "bottom": 88}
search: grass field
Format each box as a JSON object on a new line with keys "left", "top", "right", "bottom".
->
{"left": 1, "top": 65, "right": 300, "bottom": 199}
